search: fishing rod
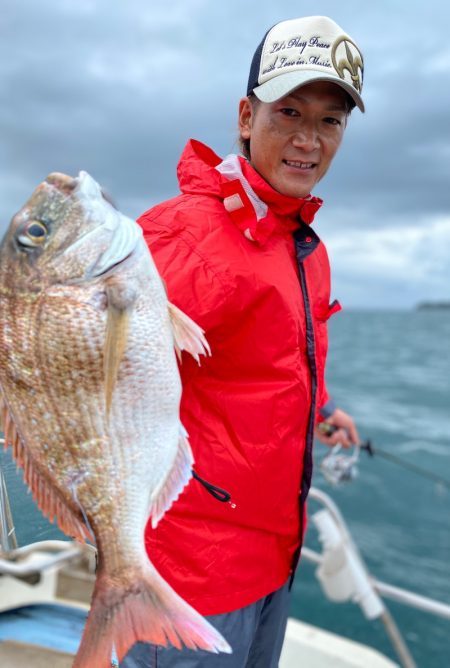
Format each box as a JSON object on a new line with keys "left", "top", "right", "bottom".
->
{"left": 359, "top": 441, "right": 450, "bottom": 490}
{"left": 317, "top": 423, "right": 450, "bottom": 490}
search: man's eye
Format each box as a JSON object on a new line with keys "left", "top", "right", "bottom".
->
{"left": 280, "top": 108, "right": 299, "bottom": 117}
{"left": 324, "top": 117, "right": 341, "bottom": 125}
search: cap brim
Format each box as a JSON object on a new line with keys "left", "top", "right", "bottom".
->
{"left": 253, "top": 70, "right": 365, "bottom": 112}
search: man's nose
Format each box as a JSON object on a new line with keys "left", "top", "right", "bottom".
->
{"left": 291, "top": 124, "right": 320, "bottom": 151}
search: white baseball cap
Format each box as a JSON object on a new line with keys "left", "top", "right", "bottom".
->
{"left": 247, "top": 16, "right": 365, "bottom": 112}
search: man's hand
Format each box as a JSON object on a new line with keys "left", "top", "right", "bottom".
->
{"left": 316, "top": 408, "right": 360, "bottom": 448}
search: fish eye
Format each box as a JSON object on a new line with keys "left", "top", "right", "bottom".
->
{"left": 26, "top": 221, "right": 47, "bottom": 241}
{"left": 17, "top": 220, "right": 48, "bottom": 248}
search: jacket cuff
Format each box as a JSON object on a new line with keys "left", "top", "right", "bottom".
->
{"left": 319, "top": 398, "right": 337, "bottom": 420}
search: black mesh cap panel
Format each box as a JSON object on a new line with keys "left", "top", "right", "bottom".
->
{"left": 246, "top": 26, "right": 273, "bottom": 96}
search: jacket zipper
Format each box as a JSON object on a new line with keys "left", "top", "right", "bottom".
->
{"left": 289, "top": 240, "right": 319, "bottom": 586}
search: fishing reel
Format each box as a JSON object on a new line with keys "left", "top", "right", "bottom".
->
{"left": 317, "top": 422, "right": 373, "bottom": 486}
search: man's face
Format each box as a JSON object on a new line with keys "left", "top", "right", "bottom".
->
{"left": 238, "top": 81, "right": 349, "bottom": 198}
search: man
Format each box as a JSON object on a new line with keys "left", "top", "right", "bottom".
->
{"left": 123, "top": 15, "right": 363, "bottom": 668}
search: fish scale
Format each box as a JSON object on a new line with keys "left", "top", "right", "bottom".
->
{"left": 0, "top": 171, "right": 230, "bottom": 666}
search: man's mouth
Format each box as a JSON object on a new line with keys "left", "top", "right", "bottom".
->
{"left": 283, "top": 160, "right": 316, "bottom": 170}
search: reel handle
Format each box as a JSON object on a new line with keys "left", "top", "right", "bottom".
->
{"left": 317, "top": 422, "right": 373, "bottom": 456}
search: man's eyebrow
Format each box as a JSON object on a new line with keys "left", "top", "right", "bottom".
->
{"left": 325, "top": 103, "right": 348, "bottom": 112}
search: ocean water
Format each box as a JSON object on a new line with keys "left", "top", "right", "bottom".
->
{"left": 293, "top": 310, "right": 450, "bottom": 668}
{"left": 1, "top": 310, "right": 449, "bottom": 667}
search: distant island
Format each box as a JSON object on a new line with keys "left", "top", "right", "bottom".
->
{"left": 416, "top": 301, "right": 450, "bottom": 310}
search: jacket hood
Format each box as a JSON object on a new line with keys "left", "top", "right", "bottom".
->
{"left": 177, "top": 139, "right": 323, "bottom": 244}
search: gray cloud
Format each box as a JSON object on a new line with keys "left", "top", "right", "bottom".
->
{"left": 1, "top": 0, "right": 449, "bottom": 306}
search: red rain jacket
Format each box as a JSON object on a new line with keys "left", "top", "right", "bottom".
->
{"left": 138, "top": 140, "right": 339, "bottom": 615}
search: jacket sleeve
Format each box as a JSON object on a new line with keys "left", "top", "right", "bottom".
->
{"left": 318, "top": 390, "right": 337, "bottom": 420}
{"left": 138, "top": 210, "right": 234, "bottom": 333}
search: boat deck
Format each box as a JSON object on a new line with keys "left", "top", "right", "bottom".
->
{"left": 0, "top": 640, "right": 74, "bottom": 668}
{"left": 0, "top": 600, "right": 399, "bottom": 668}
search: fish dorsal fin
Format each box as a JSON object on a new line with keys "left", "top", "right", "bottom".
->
{"left": 148, "top": 425, "right": 193, "bottom": 528}
{"left": 1, "top": 392, "right": 92, "bottom": 544}
{"left": 167, "top": 303, "right": 211, "bottom": 363}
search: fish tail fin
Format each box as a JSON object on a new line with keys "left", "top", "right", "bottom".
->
{"left": 73, "top": 563, "right": 231, "bottom": 667}
{"left": 167, "top": 302, "right": 211, "bottom": 363}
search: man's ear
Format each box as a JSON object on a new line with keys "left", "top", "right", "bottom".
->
{"left": 238, "top": 97, "right": 253, "bottom": 140}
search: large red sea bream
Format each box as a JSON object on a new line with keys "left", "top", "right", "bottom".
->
{"left": 0, "top": 172, "right": 231, "bottom": 666}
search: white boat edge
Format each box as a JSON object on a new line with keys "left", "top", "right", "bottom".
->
{"left": 280, "top": 618, "right": 399, "bottom": 668}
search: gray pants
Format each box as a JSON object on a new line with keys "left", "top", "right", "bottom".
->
{"left": 119, "top": 582, "right": 290, "bottom": 667}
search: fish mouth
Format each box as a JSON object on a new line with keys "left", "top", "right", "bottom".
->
{"left": 47, "top": 170, "right": 144, "bottom": 282}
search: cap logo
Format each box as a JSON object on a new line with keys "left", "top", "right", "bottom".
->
{"left": 331, "top": 36, "right": 364, "bottom": 92}
{"left": 261, "top": 35, "right": 334, "bottom": 78}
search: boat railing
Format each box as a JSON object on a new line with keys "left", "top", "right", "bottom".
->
{"left": 0, "top": 454, "right": 17, "bottom": 553}
{"left": 303, "top": 488, "right": 450, "bottom": 621}
{"left": 303, "top": 488, "right": 450, "bottom": 668}
{"left": 303, "top": 544, "right": 450, "bottom": 621}
{"left": 0, "top": 539, "right": 94, "bottom": 576}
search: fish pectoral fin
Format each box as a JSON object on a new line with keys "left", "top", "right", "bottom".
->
{"left": 148, "top": 426, "right": 193, "bottom": 528}
{"left": 167, "top": 302, "right": 211, "bottom": 364}
{"left": 104, "top": 303, "right": 130, "bottom": 413}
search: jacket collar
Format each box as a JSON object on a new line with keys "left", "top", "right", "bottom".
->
{"left": 177, "top": 139, "right": 322, "bottom": 245}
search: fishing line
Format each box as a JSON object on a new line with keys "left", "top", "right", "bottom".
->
{"left": 360, "top": 440, "right": 450, "bottom": 490}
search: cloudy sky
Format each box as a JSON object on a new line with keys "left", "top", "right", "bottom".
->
{"left": 1, "top": 0, "right": 449, "bottom": 307}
